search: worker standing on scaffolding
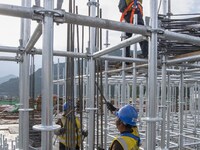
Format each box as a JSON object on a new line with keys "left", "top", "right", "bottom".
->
{"left": 119, "top": 0, "right": 148, "bottom": 59}
{"left": 107, "top": 103, "right": 141, "bottom": 150}
{"left": 54, "top": 101, "right": 87, "bottom": 150}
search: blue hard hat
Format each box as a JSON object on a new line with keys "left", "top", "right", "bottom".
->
{"left": 63, "top": 102, "right": 68, "bottom": 111}
{"left": 116, "top": 104, "right": 138, "bottom": 126}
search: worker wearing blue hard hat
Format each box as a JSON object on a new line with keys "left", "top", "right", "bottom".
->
{"left": 63, "top": 102, "right": 68, "bottom": 111}
{"left": 107, "top": 102, "right": 141, "bottom": 150}
{"left": 55, "top": 101, "right": 88, "bottom": 150}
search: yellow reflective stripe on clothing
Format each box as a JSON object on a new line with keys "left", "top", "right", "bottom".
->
{"left": 58, "top": 116, "right": 81, "bottom": 147}
{"left": 117, "top": 137, "right": 128, "bottom": 150}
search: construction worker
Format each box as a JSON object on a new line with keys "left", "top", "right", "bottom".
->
{"left": 54, "top": 102, "right": 87, "bottom": 150}
{"left": 118, "top": 0, "right": 148, "bottom": 59}
{"left": 107, "top": 103, "right": 141, "bottom": 150}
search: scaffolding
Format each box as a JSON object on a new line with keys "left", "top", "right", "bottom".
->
{"left": 0, "top": 0, "right": 200, "bottom": 150}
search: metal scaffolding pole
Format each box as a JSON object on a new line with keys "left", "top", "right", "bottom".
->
{"left": 1, "top": 4, "right": 200, "bottom": 46}
{"left": 25, "top": 22, "right": 42, "bottom": 52}
{"left": 32, "top": 0, "right": 60, "bottom": 149}
{"left": 2, "top": 1, "right": 200, "bottom": 150}
{"left": 41, "top": 0, "right": 54, "bottom": 149}
{"left": 121, "top": 33, "right": 126, "bottom": 105}
{"left": 103, "top": 30, "right": 109, "bottom": 149}
{"left": 132, "top": 14, "right": 138, "bottom": 105}
{"left": 198, "top": 84, "right": 200, "bottom": 127}
{"left": 167, "top": 56, "right": 200, "bottom": 64}
{"left": 146, "top": 0, "right": 159, "bottom": 149}
{"left": 184, "top": 84, "right": 188, "bottom": 128}
{"left": 179, "top": 67, "right": 184, "bottom": 149}
{"left": 87, "top": 0, "right": 97, "bottom": 149}
{"left": 41, "top": 1, "right": 54, "bottom": 148}
{"left": 0, "top": 56, "right": 19, "bottom": 62}
{"left": 161, "top": 1, "right": 168, "bottom": 147}
{"left": 18, "top": 0, "right": 32, "bottom": 149}
{"left": 18, "top": 1, "right": 25, "bottom": 149}
{"left": 166, "top": 74, "right": 171, "bottom": 148}
{"left": 56, "top": 59, "right": 60, "bottom": 115}
{"left": 0, "top": 46, "right": 19, "bottom": 53}
{"left": 139, "top": 82, "right": 144, "bottom": 130}
{"left": 160, "top": 55, "right": 167, "bottom": 149}
{"left": 171, "top": 83, "right": 175, "bottom": 130}
{"left": 194, "top": 82, "right": 197, "bottom": 134}
{"left": 0, "top": 45, "right": 147, "bottom": 63}
{"left": 93, "top": 35, "right": 145, "bottom": 58}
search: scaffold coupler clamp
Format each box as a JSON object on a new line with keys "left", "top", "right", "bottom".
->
{"left": 15, "top": 55, "right": 23, "bottom": 63}
{"left": 87, "top": 1, "right": 100, "bottom": 7}
{"left": 147, "top": 28, "right": 165, "bottom": 35}
{"left": 33, "top": 6, "right": 64, "bottom": 23}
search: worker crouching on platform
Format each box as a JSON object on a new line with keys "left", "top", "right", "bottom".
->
{"left": 54, "top": 102, "right": 87, "bottom": 150}
{"left": 108, "top": 104, "right": 141, "bottom": 150}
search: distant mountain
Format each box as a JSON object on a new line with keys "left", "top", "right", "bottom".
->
{"left": 0, "top": 63, "right": 66, "bottom": 98}
{"left": 0, "top": 75, "right": 17, "bottom": 84}
{"left": 0, "top": 77, "right": 19, "bottom": 97}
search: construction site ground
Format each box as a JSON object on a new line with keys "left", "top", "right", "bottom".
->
{"left": 0, "top": 115, "right": 59, "bottom": 149}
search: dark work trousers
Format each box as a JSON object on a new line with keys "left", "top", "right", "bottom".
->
{"left": 124, "top": 9, "right": 148, "bottom": 58}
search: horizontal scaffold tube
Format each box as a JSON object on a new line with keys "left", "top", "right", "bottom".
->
{"left": 167, "top": 55, "right": 200, "bottom": 64}
{"left": 61, "top": 12, "right": 200, "bottom": 46}
{"left": 0, "top": 56, "right": 19, "bottom": 62}
{"left": 101, "top": 55, "right": 147, "bottom": 63}
{"left": 0, "top": 46, "right": 19, "bottom": 53}
{"left": 1, "top": 4, "right": 200, "bottom": 46}
{"left": 34, "top": 49, "right": 88, "bottom": 58}
{"left": 0, "top": 4, "right": 33, "bottom": 18}
{"left": 0, "top": 46, "right": 147, "bottom": 63}
{"left": 93, "top": 35, "right": 145, "bottom": 58}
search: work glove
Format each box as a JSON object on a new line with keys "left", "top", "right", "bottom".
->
{"left": 54, "top": 128, "right": 65, "bottom": 135}
{"left": 106, "top": 102, "right": 117, "bottom": 112}
{"left": 82, "top": 130, "right": 88, "bottom": 137}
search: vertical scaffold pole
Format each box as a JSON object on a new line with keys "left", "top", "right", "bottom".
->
{"left": 179, "top": 67, "right": 184, "bottom": 150}
{"left": 87, "top": 0, "right": 97, "bottom": 149}
{"left": 161, "top": 2, "right": 168, "bottom": 147}
{"left": 104, "top": 30, "right": 109, "bottom": 149}
{"left": 32, "top": 0, "right": 59, "bottom": 149}
{"left": 18, "top": 1, "right": 25, "bottom": 149}
{"left": 18, "top": 0, "right": 31, "bottom": 149}
{"left": 161, "top": 55, "right": 167, "bottom": 149}
{"left": 139, "top": 82, "right": 144, "bottom": 130}
{"left": 198, "top": 84, "right": 200, "bottom": 127}
{"left": 146, "top": 0, "right": 158, "bottom": 149}
{"left": 121, "top": 33, "right": 126, "bottom": 105}
{"left": 166, "top": 74, "right": 171, "bottom": 148}
{"left": 184, "top": 84, "right": 188, "bottom": 128}
{"left": 42, "top": 0, "right": 54, "bottom": 149}
{"left": 132, "top": 14, "right": 138, "bottom": 105}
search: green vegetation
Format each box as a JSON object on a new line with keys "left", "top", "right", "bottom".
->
{"left": 0, "top": 99, "right": 19, "bottom": 105}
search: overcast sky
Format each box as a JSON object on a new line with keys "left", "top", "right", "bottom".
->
{"left": 0, "top": 0, "right": 199, "bottom": 78}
